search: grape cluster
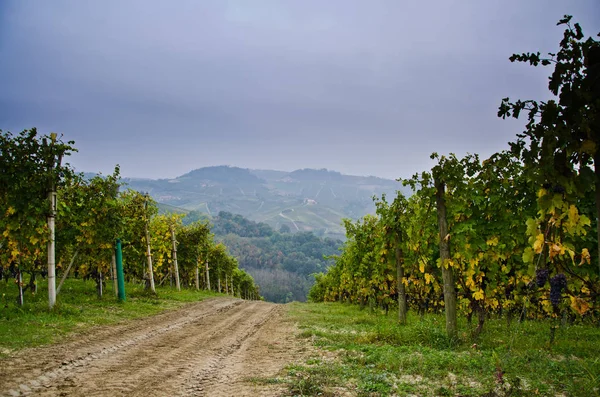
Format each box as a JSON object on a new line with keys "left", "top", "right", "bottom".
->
{"left": 549, "top": 273, "right": 567, "bottom": 306}
{"left": 542, "top": 183, "right": 565, "bottom": 194}
{"left": 536, "top": 268, "right": 549, "bottom": 287}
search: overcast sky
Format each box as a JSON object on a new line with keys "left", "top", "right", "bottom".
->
{"left": 1, "top": 1, "right": 598, "bottom": 180}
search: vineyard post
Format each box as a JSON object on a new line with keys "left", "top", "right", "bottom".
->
{"left": 47, "top": 187, "right": 57, "bottom": 309}
{"left": 57, "top": 249, "right": 79, "bottom": 295}
{"left": 97, "top": 269, "right": 103, "bottom": 298}
{"left": 171, "top": 226, "right": 181, "bottom": 291}
{"left": 395, "top": 234, "right": 407, "bottom": 325}
{"left": 205, "top": 256, "right": 211, "bottom": 291}
{"left": 115, "top": 239, "right": 126, "bottom": 302}
{"left": 112, "top": 252, "right": 118, "bottom": 296}
{"left": 47, "top": 134, "right": 61, "bottom": 309}
{"left": 195, "top": 259, "right": 200, "bottom": 290}
{"left": 434, "top": 177, "right": 458, "bottom": 340}
{"left": 143, "top": 194, "right": 156, "bottom": 293}
{"left": 17, "top": 269, "right": 24, "bottom": 306}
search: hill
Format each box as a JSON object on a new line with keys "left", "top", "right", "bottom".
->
{"left": 124, "top": 166, "right": 407, "bottom": 240}
{"left": 208, "top": 211, "right": 341, "bottom": 303}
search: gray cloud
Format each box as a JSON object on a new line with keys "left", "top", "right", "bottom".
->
{"left": 1, "top": 0, "right": 599, "bottom": 179}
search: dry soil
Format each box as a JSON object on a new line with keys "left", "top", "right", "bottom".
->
{"left": 0, "top": 298, "right": 308, "bottom": 396}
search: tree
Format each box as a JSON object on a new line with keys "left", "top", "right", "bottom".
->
{"left": 499, "top": 16, "right": 600, "bottom": 274}
{"left": 375, "top": 192, "right": 409, "bottom": 324}
{"left": 0, "top": 129, "right": 76, "bottom": 307}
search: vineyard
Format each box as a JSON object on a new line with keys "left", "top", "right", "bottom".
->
{"left": 0, "top": 129, "right": 260, "bottom": 308}
{"left": 310, "top": 17, "right": 600, "bottom": 340}
{"left": 1, "top": 14, "right": 600, "bottom": 397}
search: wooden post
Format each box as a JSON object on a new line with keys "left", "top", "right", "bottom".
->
{"left": 435, "top": 177, "right": 458, "bottom": 340}
{"left": 17, "top": 269, "right": 24, "bottom": 306}
{"left": 171, "top": 227, "right": 180, "bottom": 291}
{"left": 144, "top": 195, "right": 156, "bottom": 293}
{"left": 195, "top": 259, "right": 200, "bottom": 290}
{"left": 97, "top": 269, "right": 103, "bottom": 298}
{"left": 205, "top": 258, "right": 211, "bottom": 291}
{"left": 112, "top": 252, "right": 118, "bottom": 296}
{"left": 57, "top": 249, "right": 79, "bottom": 295}
{"left": 395, "top": 234, "right": 407, "bottom": 325}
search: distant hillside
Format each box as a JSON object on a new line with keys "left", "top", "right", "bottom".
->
{"left": 124, "top": 166, "right": 408, "bottom": 240}
{"left": 210, "top": 212, "right": 341, "bottom": 303}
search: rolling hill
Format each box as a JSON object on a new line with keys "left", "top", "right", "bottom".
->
{"left": 125, "top": 166, "right": 408, "bottom": 240}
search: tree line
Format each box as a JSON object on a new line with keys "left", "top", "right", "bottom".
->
{"left": 207, "top": 211, "right": 341, "bottom": 303}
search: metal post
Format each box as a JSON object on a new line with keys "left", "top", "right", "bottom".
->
{"left": 115, "top": 239, "right": 126, "bottom": 302}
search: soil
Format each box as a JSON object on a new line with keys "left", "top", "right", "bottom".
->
{"left": 0, "top": 298, "right": 309, "bottom": 396}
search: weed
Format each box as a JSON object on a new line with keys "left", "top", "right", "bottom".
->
{"left": 287, "top": 301, "right": 600, "bottom": 397}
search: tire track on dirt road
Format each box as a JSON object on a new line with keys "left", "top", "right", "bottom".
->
{"left": 0, "top": 298, "right": 308, "bottom": 397}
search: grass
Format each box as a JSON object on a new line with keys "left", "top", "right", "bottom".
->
{"left": 0, "top": 277, "right": 222, "bottom": 355}
{"left": 284, "top": 302, "right": 600, "bottom": 397}
{"left": 2, "top": 280, "right": 599, "bottom": 396}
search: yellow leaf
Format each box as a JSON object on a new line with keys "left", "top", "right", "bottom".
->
{"left": 473, "top": 290, "right": 484, "bottom": 300}
{"left": 580, "top": 248, "right": 591, "bottom": 265}
{"left": 6, "top": 206, "right": 15, "bottom": 215}
{"left": 537, "top": 188, "right": 547, "bottom": 198}
{"left": 569, "top": 296, "right": 590, "bottom": 316}
{"left": 533, "top": 233, "right": 545, "bottom": 254}
{"left": 581, "top": 286, "right": 590, "bottom": 295}
{"left": 489, "top": 298, "right": 499, "bottom": 310}
{"left": 568, "top": 204, "right": 579, "bottom": 224}
{"left": 486, "top": 236, "right": 499, "bottom": 246}
{"left": 424, "top": 273, "right": 434, "bottom": 285}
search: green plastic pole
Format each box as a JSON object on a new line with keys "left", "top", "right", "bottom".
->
{"left": 115, "top": 239, "right": 126, "bottom": 302}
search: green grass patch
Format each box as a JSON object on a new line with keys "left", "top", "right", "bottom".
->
{"left": 0, "top": 277, "right": 223, "bottom": 355}
{"left": 286, "top": 302, "right": 600, "bottom": 396}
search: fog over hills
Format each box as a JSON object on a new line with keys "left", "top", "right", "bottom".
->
{"left": 124, "top": 166, "right": 409, "bottom": 240}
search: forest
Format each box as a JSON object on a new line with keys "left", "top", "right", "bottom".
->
{"left": 207, "top": 211, "right": 341, "bottom": 302}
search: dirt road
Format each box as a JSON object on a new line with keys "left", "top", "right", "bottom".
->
{"left": 0, "top": 298, "right": 307, "bottom": 396}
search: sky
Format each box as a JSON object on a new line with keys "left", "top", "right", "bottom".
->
{"left": 0, "top": 1, "right": 599, "bottom": 180}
